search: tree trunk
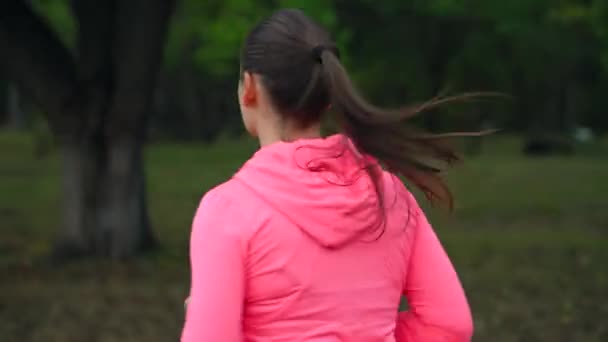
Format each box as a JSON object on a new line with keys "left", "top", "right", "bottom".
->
{"left": 7, "top": 83, "right": 25, "bottom": 129}
{"left": 179, "top": 45, "right": 205, "bottom": 140}
{"left": 0, "top": 80, "right": 6, "bottom": 126}
{"left": 102, "top": 136, "right": 155, "bottom": 258}
{"left": 56, "top": 139, "right": 99, "bottom": 256}
{"left": 523, "top": 74, "right": 574, "bottom": 156}
{"left": 562, "top": 79, "right": 580, "bottom": 135}
{"left": 55, "top": 133, "right": 155, "bottom": 259}
{"left": 1, "top": 0, "right": 175, "bottom": 259}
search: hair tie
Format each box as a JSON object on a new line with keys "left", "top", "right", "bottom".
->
{"left": 311, "top": 44, "right": 340, "bottom": 63}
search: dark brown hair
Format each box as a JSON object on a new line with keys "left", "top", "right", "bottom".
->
{"left": 241, "top": 8, "right": 486, "bottom": 209}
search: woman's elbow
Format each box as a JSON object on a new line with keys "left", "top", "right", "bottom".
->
{"left": 429, "top": 307, "right": 474, "bottom": 341}
{"left": 447, "top": 308, "right": 474, "bottom": 341}
{"left": 397, "top": 309, "right": 474, "bottom": 342}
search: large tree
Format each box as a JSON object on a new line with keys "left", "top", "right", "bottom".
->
{"left": 0, "top": 0, "right": 176, "bottom": 258}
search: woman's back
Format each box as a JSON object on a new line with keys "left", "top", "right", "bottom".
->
{"left": 182, "top": 135, "right": 472, "bottom": 341}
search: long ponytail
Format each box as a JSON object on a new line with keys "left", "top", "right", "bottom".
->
{"left": 241, "top": 8, "right": 493, "bottom": 209}
{"left": 318, "top": 49, "right": 490, "bottom": 209}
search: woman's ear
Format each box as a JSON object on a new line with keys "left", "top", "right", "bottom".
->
{"left": 242, "top": 72, "right": 258, "bottom": 107}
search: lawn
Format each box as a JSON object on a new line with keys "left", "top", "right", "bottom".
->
{"left": 1, "top": 132, "right": 607, "bottom": 342}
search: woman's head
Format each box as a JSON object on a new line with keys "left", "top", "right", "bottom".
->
{"left": 239, "top": 9, "right": 336, "bottom": 140}
{"left": 239, "top": 8, "right": 489, "bottom": 208}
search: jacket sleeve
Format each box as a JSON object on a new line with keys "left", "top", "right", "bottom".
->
{"left": 395, "top": 198, "right": 473, "bottom": 342}
{"left": 181, "top": 190, "right": 245, "bottom": 342}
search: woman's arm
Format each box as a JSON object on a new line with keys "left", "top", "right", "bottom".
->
{"left": 181, "top": 190, "right": 245, "bottom": 342}
{"left": 396, "top": 200, "right": 473, "bottom": 341}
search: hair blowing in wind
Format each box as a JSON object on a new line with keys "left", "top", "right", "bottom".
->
{"left": 241, "top": 8, "right": 494, "bottom": 210}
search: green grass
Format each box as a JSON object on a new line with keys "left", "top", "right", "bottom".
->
{"left": 1, "top": 132, "right": 607, "bottom": 342}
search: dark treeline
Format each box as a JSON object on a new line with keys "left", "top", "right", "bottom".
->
{"left": 2, "top": 0, "right": 608, "bottom": 145}
{"left": 150, "top": 0, "right": 608, "bottom": 148}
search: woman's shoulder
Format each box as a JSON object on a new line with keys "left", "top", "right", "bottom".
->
{"left": 199, "top": 178, "right": 250, "bottom": 204}
{"left": 192, "top": 178, "right": 271, "bottom": 239}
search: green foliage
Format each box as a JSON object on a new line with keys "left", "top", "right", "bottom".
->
{"left": 166, "top": 0, "right": 345, "bottom": 77}
{"left": 30, "top": 0, "right": 76, "bottom": 50}
{"left": 590, "top": 0, "right": 608, "bottom": 71}
{"left": 167, "top": 0, "right": 265, "bottom": 75}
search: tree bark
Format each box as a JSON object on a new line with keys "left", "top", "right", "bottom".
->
{"left": 0, "top": 80, "right": 6, "bottom": 126}
{"left": 102, "top": 136, "right": 155, "bottom": 258}
{"left": 56, "top": 134, "right": 155, "bottom": 258}
{"left": 0, "top": 0, "right": 175, "bottom": 259}
{"left": 7, "top": 83, "right": 26, "bottom": 129}
{"left": 179, "top": 42, "right": 205, "bottom": 140}
{"left": 56, "top": 139, "right": 100, "bottom": 256}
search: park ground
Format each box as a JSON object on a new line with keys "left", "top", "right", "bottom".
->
{"left": 0, "top": 132, "right": 607, "bottom": 342}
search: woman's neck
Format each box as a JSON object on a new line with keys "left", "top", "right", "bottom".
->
{"left": 258, "top": 121, "right": 322, "bottom": 147}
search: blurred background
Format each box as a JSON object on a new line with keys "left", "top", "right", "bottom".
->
{"left": 1, "top": 0, "right": 607, "bottom": 341}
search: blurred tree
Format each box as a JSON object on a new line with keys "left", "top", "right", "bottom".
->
{"left": 0, "top": 78, "right": 6, "bottom": 127}
{"left": 589, "top": 0, "right": 608, "bottom": 71}
{"left": 0, "top": 0, "right": 176, "bottom": 258}
{"left": 337, "top": 0, "right": 606, "bottom": 153}
{"left": 0, "top": 78, "right": 26, "bottom": 130}
{"left": 157, "top": 0, "right": 270, "bottom": 141}
{"left": 153, "top": 0, "right": 347, "bottom": 141}
{"left": 495, "top": 0, "right": 601, "bottom": 154}
{"left": 336, "top": 0, "right": 493, "bottom": 132}
{"left": 150, "top": 0, "right": 608, "bottom": 142}
{"left": 7, "top": 84, "right": 26, "bottom": 130}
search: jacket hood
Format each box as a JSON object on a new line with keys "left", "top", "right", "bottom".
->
{"left": 234, "top": 134, "right": 384, "bottom": 248}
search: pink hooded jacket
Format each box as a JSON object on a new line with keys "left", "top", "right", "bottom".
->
{"left": 182, "top": 134, "right": 473, "bottom": 341}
